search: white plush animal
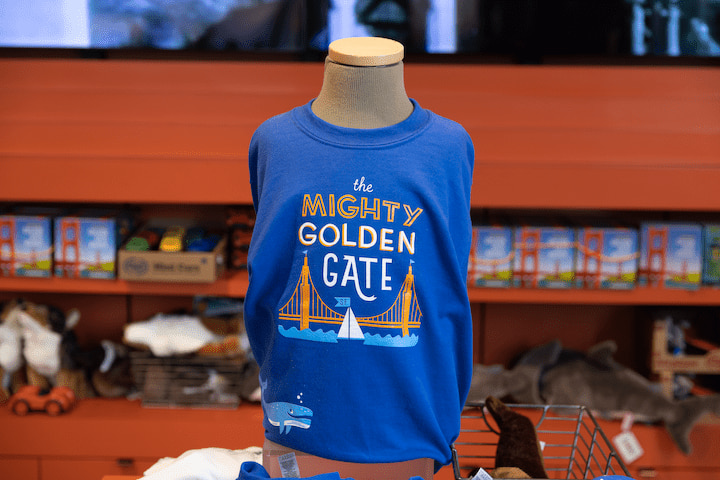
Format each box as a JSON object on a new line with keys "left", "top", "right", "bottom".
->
{"left": 124, "top": 314, "right": 223, "bottom": 357}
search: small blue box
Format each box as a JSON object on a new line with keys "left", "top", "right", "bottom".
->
{"left": 513, "top": 226, "right": 576, "bottom": 288}
{"left": 576, "top": 227, "right": 638, "bottom": 290}
{"left": 702, "top": 224, "right": 720, "bottom": 286}
{"left": 468, "top": 226, "right": 514, "bottom": 288}
{"left": 639, "top": 223, "right": 702, "bottom": 289}
{"left": 54, "top": 210, "right": 135, "bottom": 279}
{"left": 0, "top": 215, "right": 53, "bottom": 278}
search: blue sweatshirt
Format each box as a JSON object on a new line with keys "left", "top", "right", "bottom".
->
{"left": 245, "top": 99, "right": 474, "bottom": 469}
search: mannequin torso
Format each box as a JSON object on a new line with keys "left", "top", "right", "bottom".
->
{"left": 262, "top": 37, "right": 434, "bottom": 480}
{"left": 311, "top": 36, "right": 414, "bottom": 129}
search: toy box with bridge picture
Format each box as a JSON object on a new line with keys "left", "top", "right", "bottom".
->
{"left": 0, "top": 214, "right": 54, "bottom": 278}
{"left": 513, "top": 225, "right": 576, "bottom": 289}
{"left": 54, "top": 210, "right": 135, "bottom": 279}
{"left": 638, "top": 222, "right": 702, "bottom": 289}
{"left": 451, "top": 402, "right": 631, "bottom": 480}
{"left": 575, "top": 227, "right": 638, "bottom": 290}
{"left": 702, "top": 224, "right": 720, "bottom": 286}
{"left": 468, "top": 225, "right": 514, "bottom": 288}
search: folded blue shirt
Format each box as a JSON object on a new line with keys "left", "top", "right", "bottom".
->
{"left": 237, "top": 461, "right": 425, "bottom": 480}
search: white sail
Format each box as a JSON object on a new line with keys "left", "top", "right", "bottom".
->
{"left": 338, "top": 307, "right": 364, "bottom": 340}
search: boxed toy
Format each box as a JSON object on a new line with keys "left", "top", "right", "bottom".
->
{"left": 702, "top": 224, "right": 720, "bottom": 286}
{"left": 575, "top": 227, "right": 639, "bottom": 290}
{"left": 118, "top": 226, "right": 226, "bottom": 283}
{"left": 0, "top": 214, "right": 54, "bottom": 277}
{"left": 639, "top": 222, "right": 702, "bottom": 289}
{"left": 513, "top": 225, "right": 576, "bottom": 288}
{"left": 54, "top": 209, "right": 135, "bottom": 279}
{"left": 468, "top": 225, "right": 513, "bottom": 288}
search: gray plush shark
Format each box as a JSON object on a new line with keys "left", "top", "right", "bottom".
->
{"left": 467, "top": 340, "right": 720, "bottom": 455}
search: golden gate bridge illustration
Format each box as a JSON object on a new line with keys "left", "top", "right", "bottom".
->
{"left": 0, "top": 218, "right": 52, "bottom": 277}
{"left": 576, "top": 230, "right": 639, "bottom": 289}
{"left": 278, "top": 256, "right": 422, "bottom": 346}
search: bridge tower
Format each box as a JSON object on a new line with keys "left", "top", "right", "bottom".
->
{"left": 647, "top": 226, "right": 668, "bottom": 287}
{"left": 582, "top": 230, "right": 604, "bottom": 288}
{"left": 300, "top": 256, "right": 310, "bottom": 330}
{"left": 0, "top": 218, "right": 15, "bottom": 275}
{"left": 518, "top": 229, "right": 540, "bottom": 288}
{"left": 400, "top": 265, "right": 414, "bottom": 337}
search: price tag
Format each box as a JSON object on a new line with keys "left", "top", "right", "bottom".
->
{"left": 470, "top": 467, "right": 494, "bottom": 480}
{"left": 613, "top": 430, "right": 644, "bottom": 465}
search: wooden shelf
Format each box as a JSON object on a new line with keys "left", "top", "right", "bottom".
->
{"left": 0, "top": 270, "right": 249, "bottom": 297}
{"left": 2, "top": 58, "right": 720, "bottom": 480}
{"left": 1, "top": 397, "right": 717, "bottom": 480}
{"left": 3, "top": 271, "right": 720, "bottom": 305}
{"left": 0, "top": 398, "right": 265, "bottom": 458}
{"left": 468, "top": 286, "right": 720, "bottom": 305}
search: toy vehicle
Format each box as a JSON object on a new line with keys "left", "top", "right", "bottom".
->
{"left": 8, "top": 385, "right": 76, "bottom": 416}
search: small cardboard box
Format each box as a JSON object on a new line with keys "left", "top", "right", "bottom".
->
{"left": 639, "top": 222, "right": 702, "bottom": 289}
{"left": 702, "top": 224, "right": 720, "bottom": 286}
{"left": 468, "top": 225, "right": 514, "bottom": 288}
{"left": 513, "top": 225, "right": 576, "bottom": 288}
{"left": 54, "top": 211, "right": 134, "bottom": 279}
{"left": 575, "top": 227, "right": 639, "bottom": 290}
{"left": 118, "top": 236, "right": 226, "bottom": 283}
{"left": 0, "top": 214, "right": 54, "bottom": 278}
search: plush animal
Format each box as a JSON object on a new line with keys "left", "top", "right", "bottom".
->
{"left": 485, "top": 396, "right": 548, "bottom": 479}
{"left": 490, "top": 467, "right": 532, "bottom": 479}
{"left": 0, "top": 302, "right": 25, "bottom": 402}
{"left": 69, "top": 340, "right": 135, "bottom": 398}
{"left": 1, "top": 300, "right": 81, "bottom": 390}
{"left": 0, "top": 299, "right": 131, "bottom": 400}
{"left": 123, "top": 313, "right": 245, "bottom": 358}
{"left": 467, "top": 363, "right": 541, "bottom": 406}
{"left": 468, "top": 339, "right": 720, "bottom": 455}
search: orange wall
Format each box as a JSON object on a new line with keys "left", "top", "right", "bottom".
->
{"left": 1, "top": 59, "right": 719, "bottom": 209}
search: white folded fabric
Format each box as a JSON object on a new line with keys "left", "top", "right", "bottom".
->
{"left": 142, "top": 446, "right": 263, "bottom": 480}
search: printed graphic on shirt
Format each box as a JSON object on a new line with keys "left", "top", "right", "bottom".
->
{"left": 261, "top": 377, "right": 313, "bottom": 434}
{"left": 277, "top": 177, "right": 424, "bottom": 348}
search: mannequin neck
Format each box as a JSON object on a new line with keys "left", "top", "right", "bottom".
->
{"left": 311, "top": 58, "right": 414, "bottom": 129}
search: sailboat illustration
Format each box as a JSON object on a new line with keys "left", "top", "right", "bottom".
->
{"left": 337, "top": 307, "right": 364, "bottom": 340}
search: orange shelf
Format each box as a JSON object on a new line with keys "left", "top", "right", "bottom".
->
{"left": 0, "top": 270, "right": 249, "bottom": 297}
{"left": 0, "top": 398, "right": 265, "bottom": 458}
{"left": 468, "top": 286, "right": 720, "bottom": 305}
{"left": 3, "top": 271, "right": 720, "bottom": 306}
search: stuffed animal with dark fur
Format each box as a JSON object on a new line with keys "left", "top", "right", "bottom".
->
{"left": 469, "top": 340, "right": 720, "bottom": 455}
{"left": 485, "top": 396, "right": 548, "bottom": 479}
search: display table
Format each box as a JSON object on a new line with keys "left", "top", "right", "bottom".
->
{"left": 0, "top": 398, "right": 264, "bottom": 480}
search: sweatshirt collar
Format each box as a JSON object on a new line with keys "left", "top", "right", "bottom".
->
{"left": 291, "top": 98, "right": 431, "bottom": 148}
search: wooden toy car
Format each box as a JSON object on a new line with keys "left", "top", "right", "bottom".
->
{"left": 8, "top": 385, "right": 76, "bottom": 416}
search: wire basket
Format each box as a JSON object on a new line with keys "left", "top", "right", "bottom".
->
{"left": 452, "top": 402, "right": 631, "bottom": 480}
{"left": 129, "top": 351, "right": 249, "bottom": 409}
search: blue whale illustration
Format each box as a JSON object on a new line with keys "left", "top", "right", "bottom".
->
{"left": 265, "top": 401, "right": 313, "bottom": 434}
{"left": 260, "top": 377, "right": 313, "bottom": 434}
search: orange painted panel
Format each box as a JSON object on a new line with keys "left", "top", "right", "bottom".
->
{"left": 0, "top": 457, "right": 40, "bottom": 480}
{"left": 0, "top": 399, "right": 265, "bottom": 458}
{"left": 1, "top": 59, "right": 718, "bottom": 208}
{"left": 41, "top": 458, "right": 154, "bottom": 480}
{"left": 480, "top": 303, "right": 641, "bottom": 367}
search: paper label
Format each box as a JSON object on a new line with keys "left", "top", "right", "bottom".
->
{"left": 613, "top": 430, "right": 644, "bottom": 465}
{"left": 620, "top": 412, "right": 635, "bottom": 432}
{"left": 278, "top": 452, "right": 300, "bottom": 478}
{"left": 470, "top": 467, "right": 494, "bottom": 480}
